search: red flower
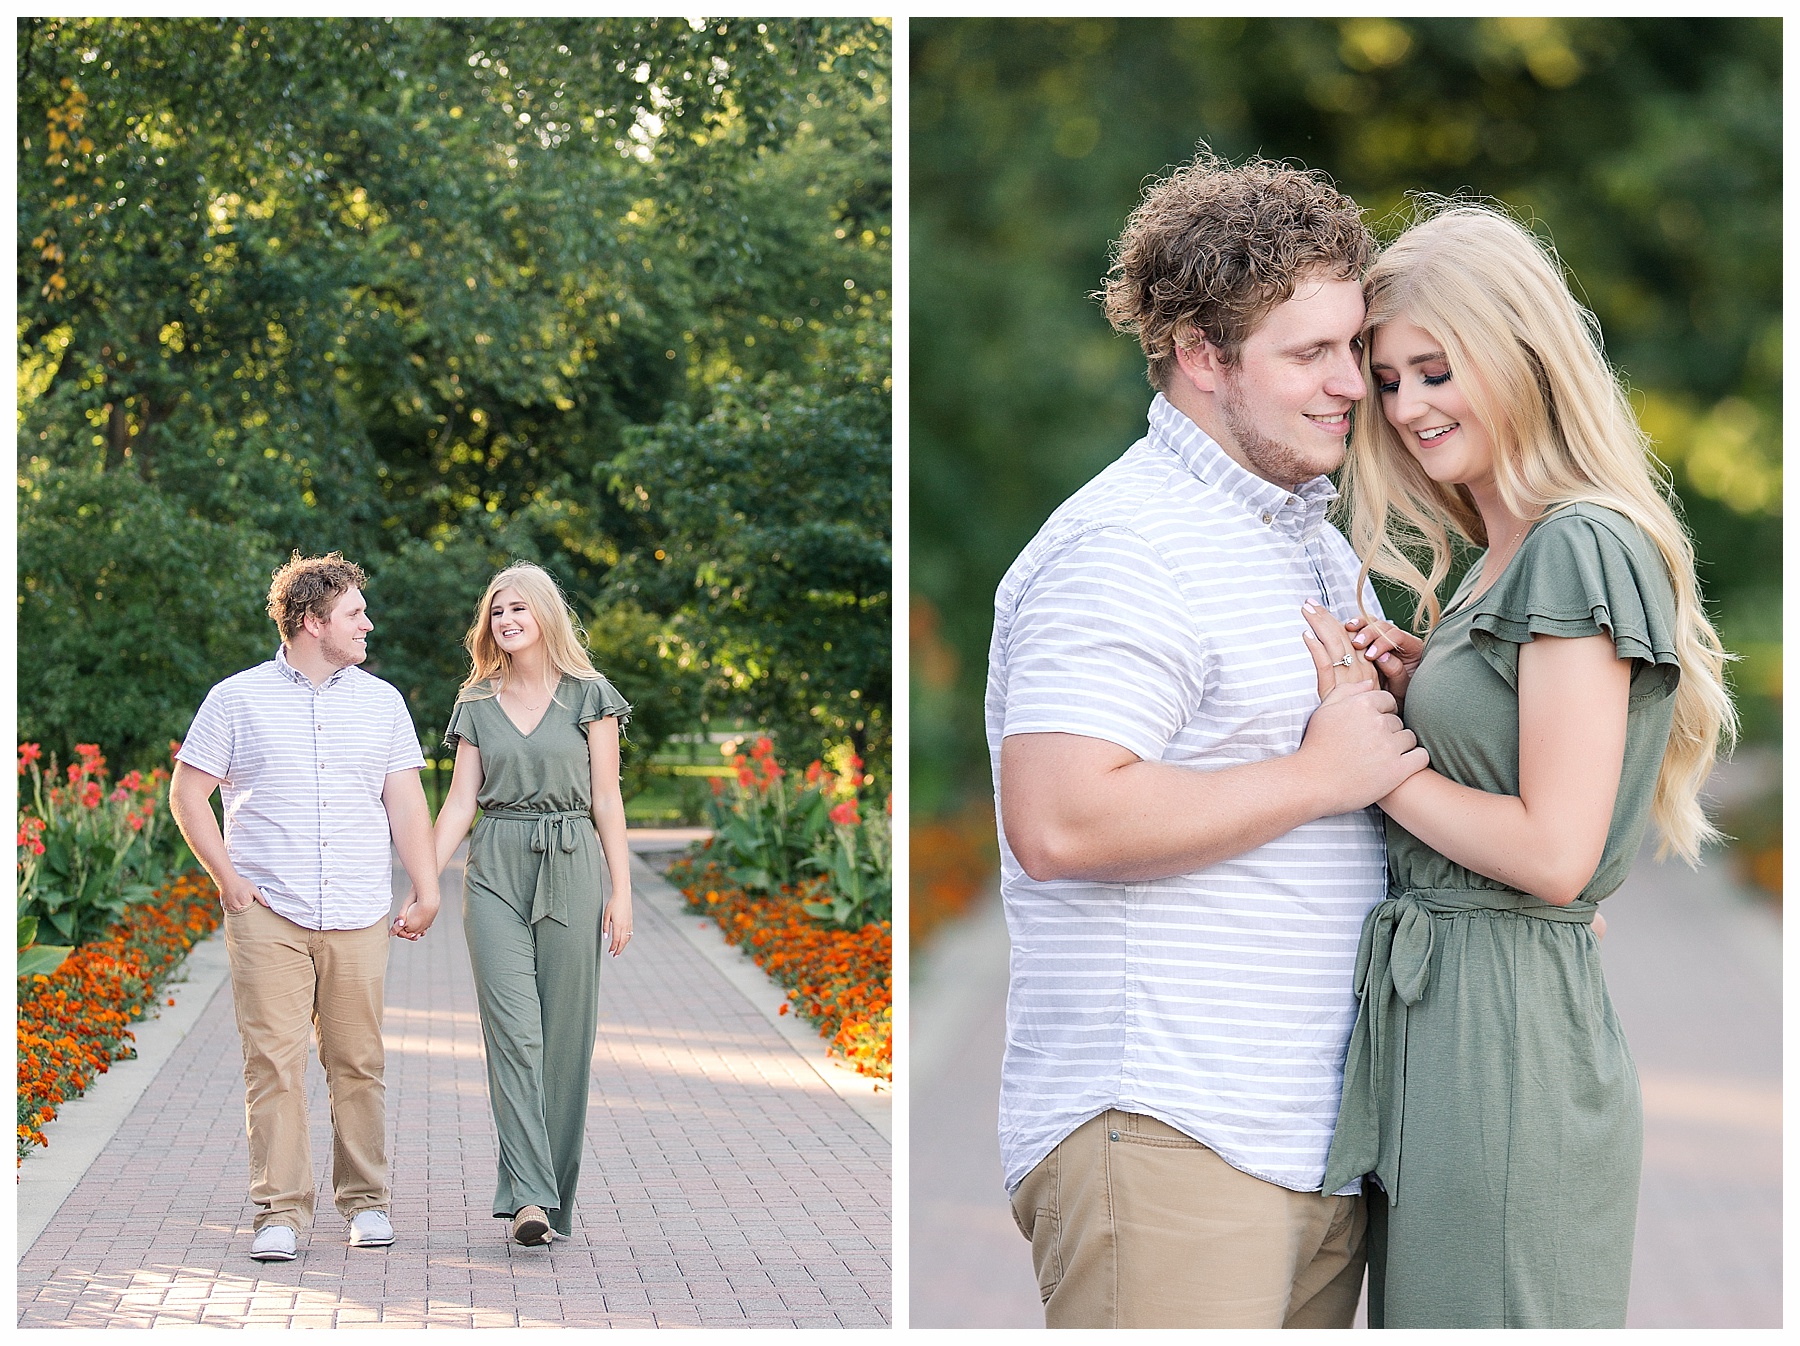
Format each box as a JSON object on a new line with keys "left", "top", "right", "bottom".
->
{"left": 80, "top": 781, "right": 102, "bottom": 809}
{"left": 830, "top": 800, "right": 859, "bottom": 827}
{"left": 168, "top": 740, "right": 183, "bottom": 762}
{"left": 120, "top": 771, "right": 143, "bottom": 792}
{"left": 750, "top": 736, "right": 775, "bottom": 760}
{"left": 804, "top": 760, "right": 824, "bottom": 786}
{"left": 17, "top": 743, "right": 41, "bottom": 775}
{"left": 709, "top": 778, "right": 724, "bottom": 797}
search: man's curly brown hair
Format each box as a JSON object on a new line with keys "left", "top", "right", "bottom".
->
{"left": 1100, "top": 146, "right": 1375, "bottom": 391}
{"left": 267, "top": 551, "right": 368, "bottom": 642}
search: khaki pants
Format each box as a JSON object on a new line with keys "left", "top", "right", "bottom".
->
{"left": 224, "top": 902, "right": 390, "bottom": 1233}
{"left": 1010, "top": 1110, "right": 1367, "bottom": 1328}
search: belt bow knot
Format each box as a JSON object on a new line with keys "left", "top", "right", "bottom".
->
{"left": 1323, "top": 885, "right": 1597, "bottom": 1205}
{"left": 482, "top": 806, "right": 590, "bottom": 926}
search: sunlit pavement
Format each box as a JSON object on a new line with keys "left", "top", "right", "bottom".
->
{"left": 910, "top": 759, "right": 1780, "bottom": 1329}
{"left": 18, "top": 839, "right": 890, "bottom": 1329}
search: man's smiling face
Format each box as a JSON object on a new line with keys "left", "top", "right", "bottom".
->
{"left": 1211, "top": 274, "right": 1369, "bottom": 491}
{"left": 315, "top": 587, "right": 372, "bottom": 669}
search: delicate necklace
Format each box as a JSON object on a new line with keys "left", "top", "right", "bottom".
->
{"left": 1489, "top": 517, "right": 1529, "bottom": 556}
{"left": 504, "top": 673, "right": 556, "bottom": 710}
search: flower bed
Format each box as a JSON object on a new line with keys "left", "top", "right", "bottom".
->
{"left": 17, "top": 870, "right": 220, "bottom": 1161}
{"left": 666, "top": 853, "right": 891, "bottom": 1083}
{"left": 910, "top": 798, "right": 999, "bottom": 949}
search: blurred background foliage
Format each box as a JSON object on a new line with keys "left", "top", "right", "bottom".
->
{"left": 911, "top": 17, "right": 1779, "bottom": 939}
{"left": 19, "top": 17, "right": 891, "bottom": 813}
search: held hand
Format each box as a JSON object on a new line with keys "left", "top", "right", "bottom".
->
{"left": 602, "top": 893, "right": 633, "bottom": 957}
{"left": 1299, "top": 680, "right": 1431, "bottom": 815}
{"left": 1301, "top": 603, "right": 1379, "bottom": 700}
{"left": 390, "top": 893, "right": 440, "bottom": 941}
{"left": 1346, "top": 615, "right": 1425, "bottom": 703}
{"left": 219, "top": 873, "right": 266, "bottom": 915}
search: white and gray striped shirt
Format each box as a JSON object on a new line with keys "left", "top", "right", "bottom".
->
{"left": 987, "top": 394, "right": 1386, "bottom": 1195}
{"left": 177, "top": 646, "right": 426, "bottom": 931}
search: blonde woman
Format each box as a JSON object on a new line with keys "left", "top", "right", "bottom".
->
{"left": 432, "top": 562, "right": 633, "bottom": 1247}
{"left": 1301, "top": 204, "right": 1734, "bottom": 1327}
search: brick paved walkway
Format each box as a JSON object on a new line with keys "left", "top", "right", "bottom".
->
{"left": 911, "top": 765, "right": 1781, "bottom": 1329}
{"left": 19, "top": 846, "right": 890, "bottom": 1329}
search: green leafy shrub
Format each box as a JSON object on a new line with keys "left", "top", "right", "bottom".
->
{"left": 17, "top": 742, "right": 190, "bottom": 950}
{"left": 703, "top": 736, "right": 890, "bottom": 929}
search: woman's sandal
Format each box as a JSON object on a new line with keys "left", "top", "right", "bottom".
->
{"left": 510, "top": 1205, "right": 552, "bottom": 1246}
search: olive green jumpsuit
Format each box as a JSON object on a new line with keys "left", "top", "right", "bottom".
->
{"left": 444, "top": 674, "right": 631, "bottom": 1237}
{"left": 1322, "top": 505, "right": 1680, "bottom": 1327}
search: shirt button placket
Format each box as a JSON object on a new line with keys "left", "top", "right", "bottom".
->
{"left": 316, "top": 689, "right": 327, "bottom": 927}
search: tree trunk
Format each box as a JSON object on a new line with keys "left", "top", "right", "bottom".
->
{"left": 105, "top": 401, "right": 129, "bottom": 472}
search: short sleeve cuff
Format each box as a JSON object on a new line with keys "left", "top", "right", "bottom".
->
{"left": 577, "top": 676, "right": 633, "bottom": 728}
{"left": 1467, "top": 506, "right": 1681, "bottom": 702}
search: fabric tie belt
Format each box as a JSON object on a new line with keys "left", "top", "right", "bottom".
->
{"left": 481, "top": 807, "right": 592, "bottom": 927}
{"left": 1320, "top": 885, "right": 1597, "bottom": 1205}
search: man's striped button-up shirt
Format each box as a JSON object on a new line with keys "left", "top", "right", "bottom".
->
{"left": 986, "top": 394, "right": 1387, "bottom": 1196}
{"left": 177, "top": 646, "right": 426, "bottom": 931}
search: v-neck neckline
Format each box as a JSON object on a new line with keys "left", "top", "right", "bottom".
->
{"left": 496, "top": 676, "right": 562, "bottom": 740}
{"left": 1440, "top": 512, "right": 1550, "bottom": 623}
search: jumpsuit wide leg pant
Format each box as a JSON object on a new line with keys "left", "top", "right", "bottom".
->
{"left": 463, "top": 813, "right": 608, "bottom": 1237}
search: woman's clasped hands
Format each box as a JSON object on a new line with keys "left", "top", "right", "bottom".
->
{"left": 1301, "top": 603, "right": 1425, "bottom": 703}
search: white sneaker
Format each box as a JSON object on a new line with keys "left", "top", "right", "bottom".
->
{"left": 348, "top": 1209, "right": 395, "bottom": 1248}
{"left": 250, "top": 1225, "right": 298, "bottom": 1261}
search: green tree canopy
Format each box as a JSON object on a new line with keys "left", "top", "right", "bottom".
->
{"left": 20, "top": 17, "right": 891, "bottom": 772}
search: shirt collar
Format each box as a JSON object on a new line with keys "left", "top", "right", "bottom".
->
{"left": 1146, "top": 393, "right": 1339, "bottom": 538}
{"left": 275, "top": 643, "right": 351, "bottom": 691}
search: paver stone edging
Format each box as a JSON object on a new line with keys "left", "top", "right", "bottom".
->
{"left": 17, "top": 921, "right": 234, "bottom": 1256}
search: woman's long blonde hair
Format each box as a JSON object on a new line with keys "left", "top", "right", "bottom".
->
{"left": 1338, "top": 201, "right": 1736, "bottom": 863}
{"left": 460, "top": 561, "right": 603, "bottom": 700}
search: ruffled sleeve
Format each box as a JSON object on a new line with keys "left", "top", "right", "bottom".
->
{"left": 1468, "top": 504, "right": 1680, "bottom": 705}
{"left": 576, "top": 675, "right": 632, "bottom": 728}
{"left": 441, "top": 691, "right": 483, "bottom": 751}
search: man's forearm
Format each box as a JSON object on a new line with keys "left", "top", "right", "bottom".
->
{"left": 1005, "top": 749, "right": 1332, "bottom": 884}
{"left": 384, "top": 781, "right": 442, "bottom": 905}
{"left": 1002, "top": 689, "right": 1425, "bottom": 884}
{"left": 169, "top": 767, "right": 235, "bottom": 889}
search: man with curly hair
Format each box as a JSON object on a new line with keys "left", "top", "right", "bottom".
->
{"left": 170, "top": 552, "right": 442, "bottom": 1263}
{"left": 986, "top": 147, "right": 1430, "bottom": 1327}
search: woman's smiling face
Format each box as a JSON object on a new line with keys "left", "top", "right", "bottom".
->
{"left": 1370, "top": 316, "right": 1497, "bottom": 490}
{"left": 489, "top": 587, "right": 543, "bottom": 656}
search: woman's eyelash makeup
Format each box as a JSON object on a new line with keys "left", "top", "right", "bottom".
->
{"left": 1379, "top": 370, "right": 1453, "bottom": 393}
